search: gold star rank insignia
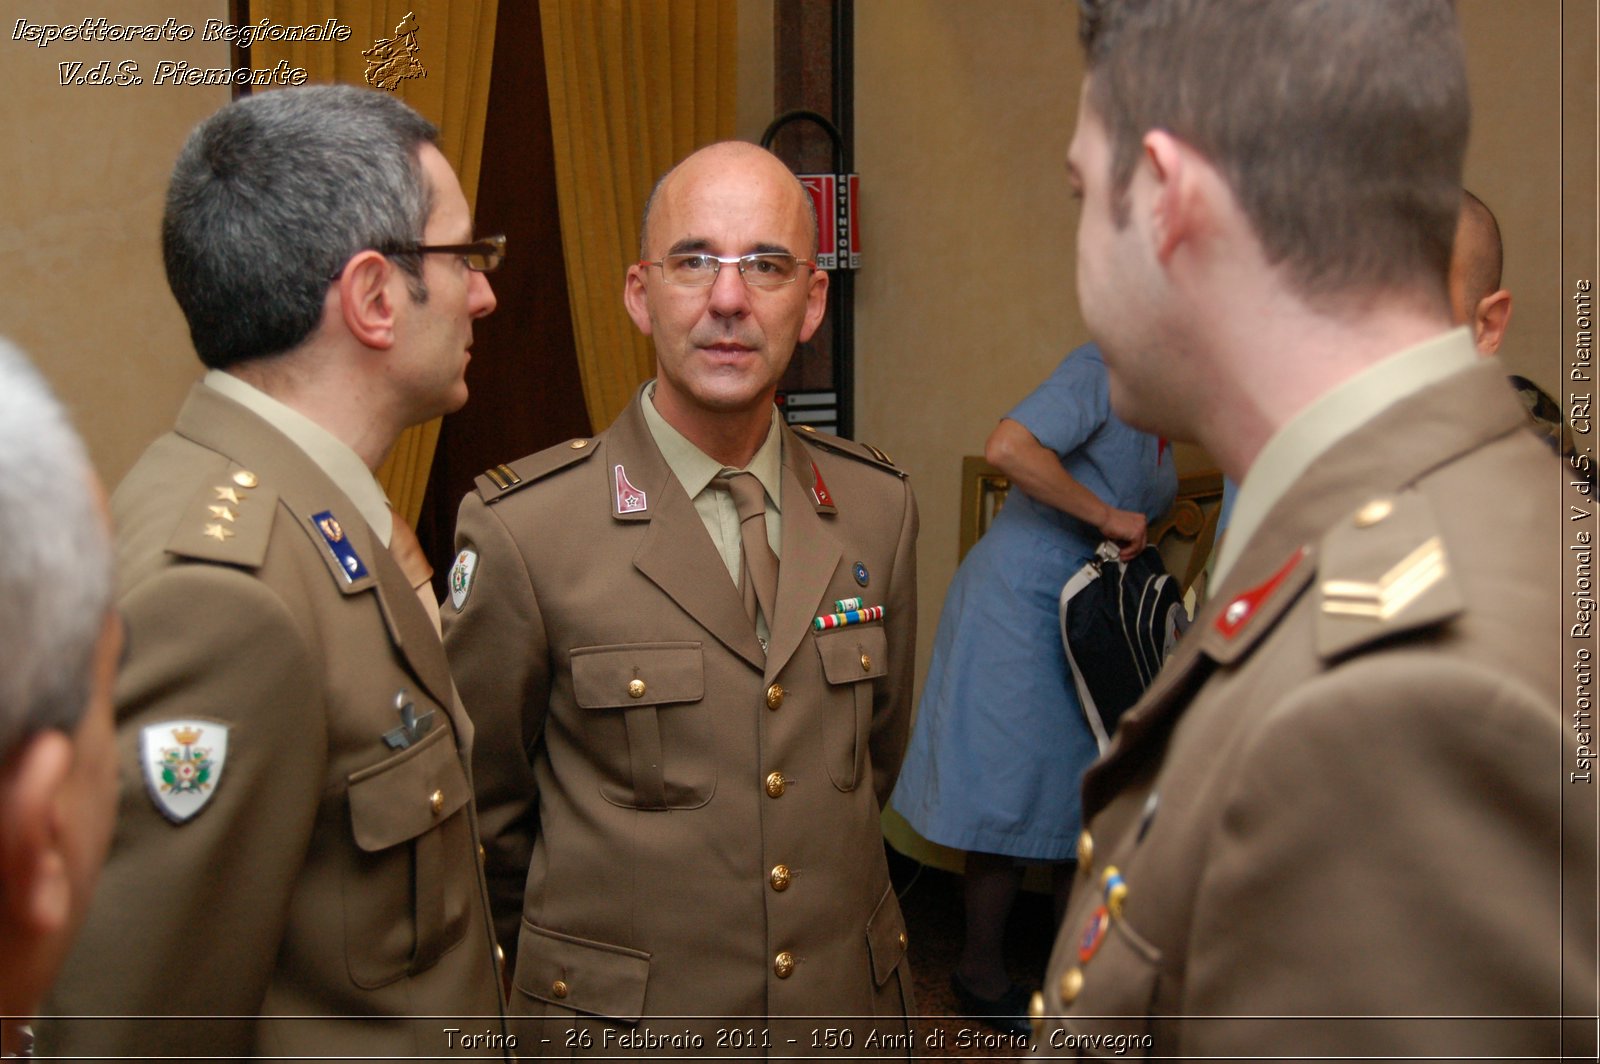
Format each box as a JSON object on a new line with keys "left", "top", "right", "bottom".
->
{"left": 203, "top": 522, "right": 234, "bottom": 542}
{"left": 208, "top": 505, "right": 236, "bottom": 522}
{"left": 213, "top": 486, "right": 243, "bottom": 505}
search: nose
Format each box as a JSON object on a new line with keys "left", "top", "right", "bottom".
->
{"left": 470, "top": 269, "right": 497, "bottom": 318}
{"left": 706, "top": 259, "right": 752, "bottom": 318}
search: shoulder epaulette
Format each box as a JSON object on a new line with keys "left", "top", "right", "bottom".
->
{"left": 793, "top": 425, "right": 908, "bottom": 479}
{"left": 475, "top": 438, "right": 599, "bottom": 503}
{"left": 1313, "top": 491, "right": 1463, "bottom": 660}
{"left": 166, "top": 465, "right": 277, "bottom": 569}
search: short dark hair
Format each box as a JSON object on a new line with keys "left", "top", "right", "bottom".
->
{"left": 1455, "top": 189, "right": 1504, "bottom": 306}
{"left": 162, "top": 85, "right": 439, "bottom": 369}
{"left": 1078, "top": 0, "right": 1469, "bottom": 307}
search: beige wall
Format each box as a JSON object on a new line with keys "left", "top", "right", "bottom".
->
{"left": 1, "top": 1, "right": 232, "bottom": 487}
{"left": 836, "top": 0, "right": 1571, "bottom": 700}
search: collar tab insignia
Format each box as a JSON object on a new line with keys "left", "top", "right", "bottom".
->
{"left": 311, "top": 509, "right": 368, "bottom": 582}
{"left": 615, "top": 464, "right": 648, "bottom": 514}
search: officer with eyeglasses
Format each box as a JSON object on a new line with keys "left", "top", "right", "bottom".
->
{"left": 41, "top": 85, "right": 510, "bottom": 1061}
{"left": 443, "top": 141, "right": 921, "bottom": 1054}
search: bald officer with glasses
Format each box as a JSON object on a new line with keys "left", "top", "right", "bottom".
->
{"left": 444, "top": 141, "right": 919, "bottom": 1055}
{"left": 41, "top": 86, "right": 509, "bottom": 1061}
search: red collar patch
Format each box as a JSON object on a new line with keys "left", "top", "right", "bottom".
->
{"left": 811, "top": 462, "right": 834, "bottom": 508}
{"left": 1214, "top": 547, "right": 1306, "bottom": 640}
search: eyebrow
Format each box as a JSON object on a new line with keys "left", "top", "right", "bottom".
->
{"left": 664, "top": 238, "right": 795, "bottom": 257}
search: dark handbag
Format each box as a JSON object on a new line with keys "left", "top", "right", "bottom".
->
{"left": 1058, "top": 542, "right": 1190, "bottom": 751}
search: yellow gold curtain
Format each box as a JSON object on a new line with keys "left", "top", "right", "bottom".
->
{"left": 539, "top": 0, "right": 737, "bottom": 432}
{"left": 252, "top": 1, "right": 497, "bottom": 525}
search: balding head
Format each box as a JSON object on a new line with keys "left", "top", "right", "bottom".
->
{"left": 1448, "top": 190, "right": 1512, "bottom": 356}
{"left": 639, "top": 141, "right": 819, "bottom": 260}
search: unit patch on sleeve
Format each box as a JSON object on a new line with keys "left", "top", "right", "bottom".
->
{"left": 449, "top": 549, "right": 479, "bottom": 610}
{"left": 140, "top": 720, "right": 229, "bottom": 824}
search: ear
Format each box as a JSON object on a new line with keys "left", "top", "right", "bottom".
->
{"left": 0, "top": 733, "right": 75, "bottom": 938}
{"left": 797, "top": 267, "right": 830, "bottom": 344}
{"left": 623, "top": 263, "right": 655, "bottom": 336}
{"left": 335, "top": 251, "right": 400, "bottom": 350}
{"left": 1141, "top": 130, "right": 1203, "bottom": 264}
{"left": 1472, "top": 288, "right": 1513, "bottom": 356}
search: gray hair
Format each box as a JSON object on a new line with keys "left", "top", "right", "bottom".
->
{"left": 0, "top": 339, "right": 114, "bottom": 759}
{"left": 162, "top": 85, "right": 439, "bottom": 370}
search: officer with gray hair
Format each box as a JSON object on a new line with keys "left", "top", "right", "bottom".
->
{"left": 0, "top": 338, "right": 120, "bottom": 1059}
{"left": 41, "top": 85, "right": 508, "bottom": 1060}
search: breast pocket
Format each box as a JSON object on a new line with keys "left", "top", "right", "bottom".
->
{"left": 815, "top": 625, "right": 888, "bottom": 791}
{"left": 344, "top": 723, "right": 473, "bottom": 988}
{"left": 571, "top": 642, "right": 713, "bottom": 810}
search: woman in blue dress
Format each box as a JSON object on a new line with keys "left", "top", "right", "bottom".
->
{"left": 891, "top": 342, "right": 1176, "bottom": 1029}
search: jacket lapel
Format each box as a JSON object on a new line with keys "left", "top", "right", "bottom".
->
{"left": 608, "top": 398, "right": 767, "bottom": 670}
{"left": 763, "top": 430, "right": 843, "bottom": 683}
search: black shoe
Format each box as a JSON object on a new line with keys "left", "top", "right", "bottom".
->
{"left": 949, "top": 971, "right": 1033, "bottom": 1038}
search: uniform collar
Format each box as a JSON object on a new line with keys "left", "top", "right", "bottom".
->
{"left": 203, "top": 369, "right": 394, "bottom": 546}
{"left": 1215, "top": 327, "right": 1476, "bottom": 584}
{"left": 639, "top": 380, "right": 785, "bottom": 509}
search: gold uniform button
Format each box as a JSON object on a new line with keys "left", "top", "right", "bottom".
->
{"left": 495, "top": 944, "right": 505, "bottom": 969}
{"left": 1077, "top": 830, "right": 1094, "bottom": 868}
{"left": 769, "top": 864, "right": 791, "bottom": 891}
{"left": 628, "top": 678, "right": 646, "bottom": 698}
{"left": 569, "top": 439, "right": 589, "bottom": 449}
{"left": 765, "top": 683, "right": 785, "bottom": 710}
{"left": 232, "top": 470, "right": 259, "bottom": 488}
{"left": 1060, "top": 967, "right": 1084, "bottom": 1005}
{"left": 429, "top": 789, "right": 444, "bottom": 816}
{"left": 773, "top": 951, "right": 795, "bottom": 978}
{"left": 1355, "top": 498, "right": 1394, "bottom": 528}
{"left": 1029, "top": 990, "right": 1046, "bottom": 1041}
{"left": 897, "top": 931, "right": 908, "bottom": 948}
{"left": 765, "top": 772, "right": 787, "bottom": 798}
{"left": 551, "top": 979, "right": 569, "bottom": 999}
{"left": 860, "top": 652, "right": 872, "bottom": 672}
{"left": 478, "top": 844, "right": 487, "bottom": 862}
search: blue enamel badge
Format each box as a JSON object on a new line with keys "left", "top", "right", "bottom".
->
{"left": 853, "top": 561, "right": 869, "bottom": 587}
{"left": 312, "top": 510, "right": 368, "bottom": 582}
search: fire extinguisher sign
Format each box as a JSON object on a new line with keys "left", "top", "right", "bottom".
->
{"left": 799, "top": 173, "right": 859, "bottom": 271}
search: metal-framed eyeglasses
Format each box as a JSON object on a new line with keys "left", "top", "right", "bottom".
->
{"left": 639, "top": 252, "right": 816, "bottom": 288}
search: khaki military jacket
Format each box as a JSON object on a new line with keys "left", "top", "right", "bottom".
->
{"left": 1036, "top": 360, "right": 1596, "bottom": 1059}
{"left": 41, "top": 384, "right": 507, "bottom": 1062}
{"left": 443, "top": 392, "right": 919, "bottom": 1057}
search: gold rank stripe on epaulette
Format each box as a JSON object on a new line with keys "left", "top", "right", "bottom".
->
{"left": 477, "top": 438, "right": 597, "bottom": 503}
{"left": 166, "top": 467, "right": 277, "bottom": 568}
{"left": 793, "top": 424, "right": 908, "bottom": 479}
{"left": 483, "top": 463, "right": 521, "bottom": 491}
{"left": 1322, "top": 536, "right": 1447, "bottom": 620}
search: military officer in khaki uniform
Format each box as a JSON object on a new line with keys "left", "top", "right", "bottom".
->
{"left": 41, "top": 87, "right": 511, "bottom": 1060}
{"left": 444, "top": 142, "right": 918, "bottom": 1056}
{"left": 1034, "top": 1, "right": 1596, "bottom": 1059}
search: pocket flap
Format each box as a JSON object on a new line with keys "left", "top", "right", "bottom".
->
{"left": 816, "top": 625, "right": 889, "bottom": 685}
{"left": 865, "top": 883, "right": 909, "bottom": 987}
{"left": 347, "top": 725, "right": 469, "bottom": 852}
{"left": 515, "top": 922, "right": 651, "bottom": 1022}
{"left": 572, "top": 642, "right": 704, "bottom": 709}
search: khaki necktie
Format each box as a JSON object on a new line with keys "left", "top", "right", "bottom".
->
{"left": 388, "top": 512, "right": 443, "bottom": 638}
{"left": 715, "top": 471, "right": 779, "bottom": 630}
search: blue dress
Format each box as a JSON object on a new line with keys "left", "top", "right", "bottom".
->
{"left": 891, "top": 344, "right": 1177, "bottom": 860}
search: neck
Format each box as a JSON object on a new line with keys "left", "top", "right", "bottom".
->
{"left": 652, "top": 390, "right": 774, "bottom": 468}
{"left": 225, "top": 350, "right": 401, "bottom": 471}
{"left": 1189, "top": 282, "right": 1453, "bottom": 483}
